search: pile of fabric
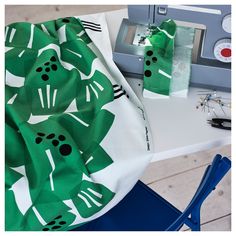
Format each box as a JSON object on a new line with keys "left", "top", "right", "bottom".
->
{"left": 5, "top": 13, "right": 152, "bottom": 231}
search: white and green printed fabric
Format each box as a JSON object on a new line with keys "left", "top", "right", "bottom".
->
{"left": 143, "top": 19, "right": 177, "bottom": 98}
{"left": 5, "top": 13, "right": 153, "bottom": 231}
{"left": 143, "top": 20, "right": 194, "bottom": 99}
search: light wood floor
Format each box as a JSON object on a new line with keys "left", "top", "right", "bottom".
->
{"left": 5, "top": 5, "right": 231, "bottom": 231}
{"left": 5, "top": 5, "right": 127, "bottom": 25}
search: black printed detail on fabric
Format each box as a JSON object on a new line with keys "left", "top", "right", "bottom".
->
{"left": 51, "top": 64, "right": 57, "bottom": 71}
{"left": 42, "top": 217, "right": 67, "bottom": 231}
{"left": 145, "top": 126, "right": 151, "bottom": 151}
{"left": 83, "top": 24, "right": 101, "bottom": 30}
{"left": 47, "top": 221, "right": 56, "bottom": 225}
{"left": 50, "top": 56, "right": 57, "bottom": 62}
{"left": 46, "top": 133, "right": 55, "bottom": 139}
{"left": 114, "top": 91, "right": 127, "bottom": 99}
{"left": 36, "top": 67, "right": 42, "bottom": 72}
{"left": 81, "top": 20, "right": 101, "bottom": 27}
{"left": 83, "top": 27, "right": 102, "bottom": 32}
{"left": 146, "top": 50, "right": 153, "bottom": 56}
{"left": 62, "top": 18, "right": 70, "bottom": 23}
{"left": 41, "top": 74, "right": 49, "bottom": 81}
{"left": 81, "top": 20, "right": 102, "bottom": 32}
{"left": 52, "top": 226, "right": 61, "bottom": 230}
{"left": 113, "top": 84, "right": 129, "bottom": 100}
{"left": 35, "top": 133, "right": 72, "bottom": 156}
{"left": 58, "top": 135, "right": 65, "bottom": 141}
{"left": 144, "top": 70, "right": 152, "bottom": 77}
{"left": 35, "top": 57, "right": 58, "bottom": 81}
{"left": 52, "top": 140, "right": 59, "bottom": 146}
{"left": 152, "top": 57, "right": 157, "bottom": 63}
{"left": 137, "top": 106, "right": 146, "bottom": 121}
{"left": 59, "top": 144, "right": 72, "bottom": 156}
{"left": 35, "top": 137, "right": 42, "bottom": 144}
{"left": 113, "top": 87, "right": 122, "bottom": 93}
{"left": 54, "top": 215, "right": 62, "bottom": 220}
{"left": 59, "top": 221, "right": 66, "bottom": 225}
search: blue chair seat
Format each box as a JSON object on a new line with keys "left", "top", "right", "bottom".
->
{"left": 72, "top": 154, "right": 231, "bottom": 231}
{"left": 75, "top": 181, "right": 182, "bottom": 231}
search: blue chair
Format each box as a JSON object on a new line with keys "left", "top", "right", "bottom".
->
{"left": 72, "top": 154, "right": 231, "bottom": 231}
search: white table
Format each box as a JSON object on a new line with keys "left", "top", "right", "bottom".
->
{"left": 105, "top": 9, "right": 231, "bottom": 162}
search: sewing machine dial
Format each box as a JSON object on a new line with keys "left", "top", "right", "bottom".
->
{"left": 213, "top": 39, "right": 231, "bottom": 63}
{"left": 222, "top": 14, "right": 231, "bottom": 33}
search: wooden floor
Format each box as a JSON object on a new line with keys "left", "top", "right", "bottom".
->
{"left": 5, "top": 5, "right": 231, "bottom": 231}
{"left": 5, "top": 5, "right": 127, "bottom": 25}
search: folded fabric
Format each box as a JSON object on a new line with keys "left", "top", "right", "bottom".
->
{"left": 5, "top": 13, "right": 152, "bottom": 231}
{"left": 143, "top": 19, "right": 176, "bottom": 98}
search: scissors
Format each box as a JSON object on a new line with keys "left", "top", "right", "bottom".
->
{"left": 207, "top": 118, "right": 231, "bottom": 130}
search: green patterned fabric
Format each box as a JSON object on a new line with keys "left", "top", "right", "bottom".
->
{"left": 143, "top": 19, "right": 176, "bottom": 98}
{"left": 5, "top": 15, "right": 152, "bottom": 231}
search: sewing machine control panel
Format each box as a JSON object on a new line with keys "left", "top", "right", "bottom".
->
{"left": 153, "top": 5, "right": 232, "bottom": 63}
{"left": 213, "top": 13, "right": 231, "bottom": 63}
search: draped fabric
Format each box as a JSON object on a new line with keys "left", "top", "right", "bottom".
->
{"left": 5, "top": 13, "right": 152, "bottom": 231}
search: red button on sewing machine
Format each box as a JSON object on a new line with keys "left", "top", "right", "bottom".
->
{"left": 214, "top": 39, "right": 231, "bottom": 63}
{"left": 221, "top": 48, "right": 231, "bottom": 58}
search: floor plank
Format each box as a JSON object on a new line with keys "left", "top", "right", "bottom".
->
{"left": 141, "top": 145, "right": 231, "bottom": 184}
{"left": 200, "top": 214, "right": 231, "bottom": 231}
{"left": 183, "top": 214, "right": 231, "bottom": 231}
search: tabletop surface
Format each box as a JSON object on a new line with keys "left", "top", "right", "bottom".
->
{"left": 104, "top": 8, "right": 231, "bottom": 162}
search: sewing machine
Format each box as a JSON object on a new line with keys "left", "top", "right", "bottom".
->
{"left": 113, "top": 5, "right": 231, "bottom": 92}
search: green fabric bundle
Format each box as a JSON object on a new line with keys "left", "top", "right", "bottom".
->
{"left": 5, "top": 15, "right": 152, "bottom": 231}
{"left": 5, "top": 17, "right": 116, "bottom": 231}
{"left": 143, "top": 19, "right": 176, "bottom": 98}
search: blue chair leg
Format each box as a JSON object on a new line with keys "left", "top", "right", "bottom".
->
{"left": 190, "top": 206, "right": 201, "bottom": 231}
